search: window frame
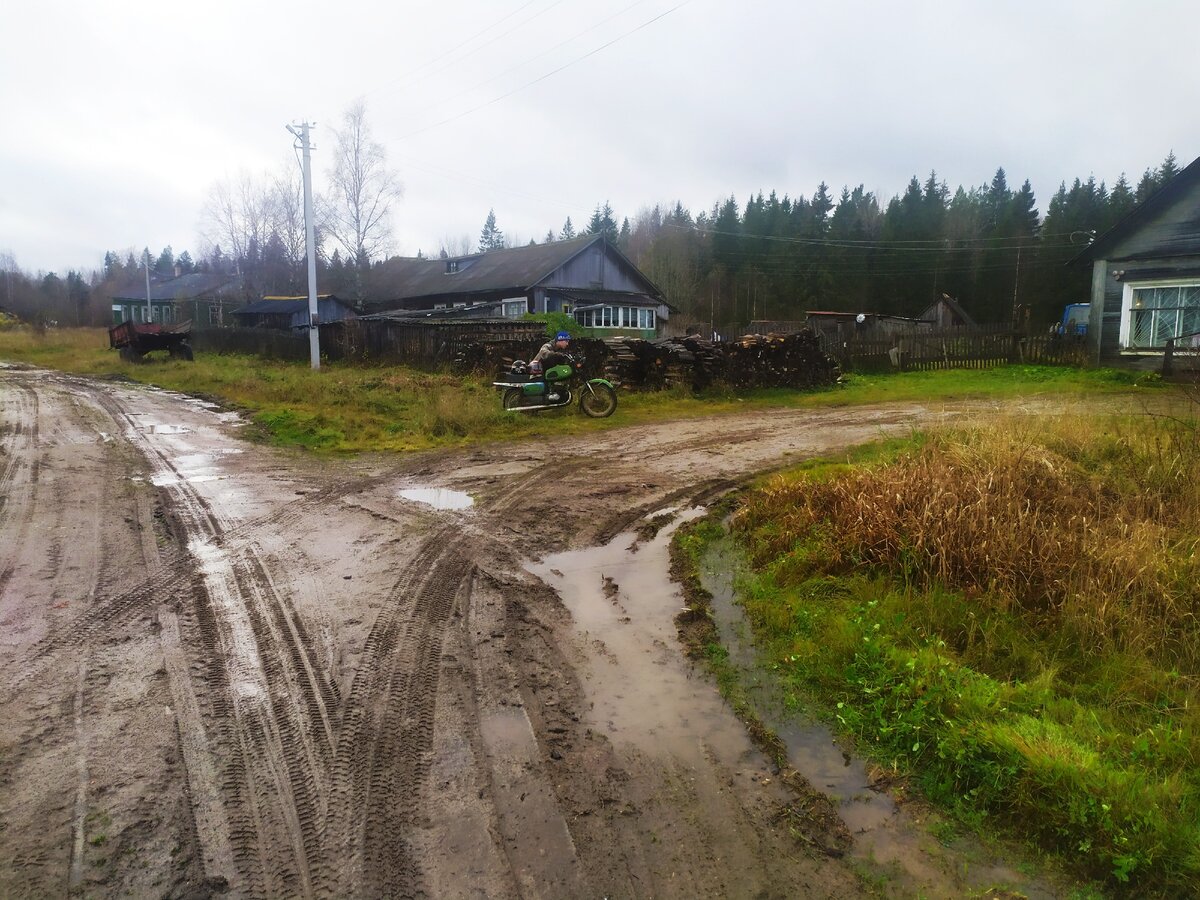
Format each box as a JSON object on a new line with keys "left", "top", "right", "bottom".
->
{"left": 1120, "top": 278, "right": 1200, "bottom": 349}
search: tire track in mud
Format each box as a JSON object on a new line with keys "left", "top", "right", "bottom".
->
{"left": 67, "top": 377, "right": 337, "bottom": 897}
{"left": 0, "top": 382, "right": 40, "bottom": 603}
{"left": 326, "top": 464, "right": 569, "bottom": 897}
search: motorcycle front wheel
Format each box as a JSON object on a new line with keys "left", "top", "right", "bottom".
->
{"left": 579, "top": 383, "right": 617, "bottom": 418}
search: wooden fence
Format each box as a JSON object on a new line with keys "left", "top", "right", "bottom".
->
{"left": 193, "top": 321, "right": 1091, "bottom": 376}
{"left": 322, "top": 317, "right": 545, "bottom": 367}
{"left": 193, "top": 319, "right": 547, "bottom": 370}
{"left": 819, "top": 327, "right": 1089, "bottom": 373}
{"left": 192, "top": 327, "right": 310, "bottom": 361}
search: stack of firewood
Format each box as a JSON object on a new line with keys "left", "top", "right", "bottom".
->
{"left": 456, "top": 329, "right": 840, "bottom": 391}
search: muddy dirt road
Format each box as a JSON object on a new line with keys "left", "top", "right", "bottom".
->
{"left": 1, "top": 365, "right": 1047, "bottom": 898}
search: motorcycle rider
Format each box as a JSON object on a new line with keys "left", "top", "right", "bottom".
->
{"left": 532, "top": 331, "right": 573, "bottom": 401}
{"left": 534, "top": 330, "right": 572, "bottom": 367}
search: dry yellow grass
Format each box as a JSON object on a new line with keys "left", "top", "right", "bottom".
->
{"left": 739, "top": 412, "right": 1200, "bottom": 667}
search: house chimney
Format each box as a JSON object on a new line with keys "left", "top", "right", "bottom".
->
{"left": 174, "top": 264, "right": 182, "bottom": 277}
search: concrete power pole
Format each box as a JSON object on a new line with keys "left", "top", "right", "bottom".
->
{"left": 288, "top": 121, "right": 321, "bottom": 370}
{"left": 144, "top": 249, "right": 152, "bottom": 323}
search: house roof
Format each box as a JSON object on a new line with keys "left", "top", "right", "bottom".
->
{"left": 375, "top": 235, "right": 662, "bottom": 300}
{"left": 553, "top": 288, "right": 676, "bottom": 312}
{"left": 235, "top": 296, "right": 352, "bottom": 315}
{"left": 111, "top": 272, "right": 241, "bottom": 302}
{"left": 370, "top": 304, "right": 512, "bottom": 321}
{"left": 1073, "top": 154, "right": 1200, "bottom": 264}
{"left": 919, "top": 294, "right": 977, "bottom": 327}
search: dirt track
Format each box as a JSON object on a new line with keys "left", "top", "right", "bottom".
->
{"left": 2, "top": 364, "right": 1033, "bottom": 898}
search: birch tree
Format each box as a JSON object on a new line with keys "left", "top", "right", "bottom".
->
{"left": 326, "top": 100, "right": 403, "bottom": 266}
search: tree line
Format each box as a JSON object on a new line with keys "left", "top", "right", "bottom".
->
{"left": 0, "top": 140, "right": 1183, "bottom": 330}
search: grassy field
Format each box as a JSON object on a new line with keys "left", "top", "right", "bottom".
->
{"left": 0, "top": 325, "right": 1164, "bottom": 454}
{"left": 701, "top": 408, "right": 1200, "bottom": 893}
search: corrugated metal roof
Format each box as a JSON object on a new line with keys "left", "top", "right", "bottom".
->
{"left": 373, "top": 236, "right": 598, "bottom": 298}
{"left": 236, "top": 297, "right": 354, "bottom": 315}
{"left": 373, "top": 235, "right": 664, "bottom": 302}
{"left": 111, "top": 273, "right": 241, "bottom": 301}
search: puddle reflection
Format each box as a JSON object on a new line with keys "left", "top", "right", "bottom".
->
{"left": 399, "top": 487, "right": 474, "bottom": 510}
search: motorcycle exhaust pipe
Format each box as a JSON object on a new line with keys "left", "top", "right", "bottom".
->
{"left": 507, "top": 400, "right": 570, "bottom": 411}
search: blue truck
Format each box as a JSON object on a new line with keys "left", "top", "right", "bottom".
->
{"left": 1055, "top": 303, "right": 1089, "bottom": 336}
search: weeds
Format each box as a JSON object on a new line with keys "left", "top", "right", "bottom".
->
{"left": 729, "top": 412, "right": 1200, "bottom": 891}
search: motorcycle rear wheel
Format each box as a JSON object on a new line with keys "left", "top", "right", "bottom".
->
{"left": 502, "top": 387, "right": 531, "bottom": 411}
{"left": 580, "top": 383, "right": 617, "bottom": 418}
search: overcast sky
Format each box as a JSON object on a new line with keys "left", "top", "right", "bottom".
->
{"left": 2, "top": 0, "right": 1198, "bottom": 274}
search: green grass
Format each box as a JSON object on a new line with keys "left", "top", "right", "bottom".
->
{"left": 0, "top": 326, "right": 1163, "bottom": 454}
{"left": 719, "top": 414, "right": 1200, "bottom": 893}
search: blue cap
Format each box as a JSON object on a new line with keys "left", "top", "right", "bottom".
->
{"left": 555, "top": 331, "right": 571, "bottom": 341}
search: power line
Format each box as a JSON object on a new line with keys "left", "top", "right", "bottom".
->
{"left": 666, "top": 223, "right": 1090, "bottom": 249}
{"left": 397, "top": 0, "right": 693, "bottom": 140}
{"left": 372, "top": 0, "right": 572, "bottom": 100}
{"left": 403, "top": 0, "right": 654, "bottom": 118}
{"left": 368, "top": 0, "right": 544, "bottom": 95}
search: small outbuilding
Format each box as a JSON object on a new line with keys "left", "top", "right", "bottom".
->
{"left": 919, "top": 294, "right": 976, "bottom": 329}
{"left": 1073, "top": 154, "right": 1200, "bottom": 362}
{"left": 232, "top": 295, "right": 357, "bottom": 330}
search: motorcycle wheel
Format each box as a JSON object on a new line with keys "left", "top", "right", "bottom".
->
{"left": 580, "top": 383, "right": 617, "bottom": 418}
{"left": 502, "top": 387, "right": 530, "bottom": 411}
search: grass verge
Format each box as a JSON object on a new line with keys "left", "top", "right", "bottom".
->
{"left": 0, "top": 326, "right": 1166, "bottom": 454}
{"left": 719, "top": 411, "right": 1200, "bottom": 893}
{"left": 670, "top": 510, "right": 852, "bottom": 858}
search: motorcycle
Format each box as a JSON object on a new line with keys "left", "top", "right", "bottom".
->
{"left": 493, "top": 354, "right": 618, "bottom": 418}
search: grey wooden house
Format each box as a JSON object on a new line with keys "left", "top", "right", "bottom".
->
{"left": 374, "top": 235, "right": 673, "bottom": 338}
{"left": 110, "top": 273, "right": 243, "bottom": 326}
{"left": 1074, "top": 154, "right": 1200, "bottom": 362}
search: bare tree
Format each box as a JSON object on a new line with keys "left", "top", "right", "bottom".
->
{"left": 269, "top": 164, "right": 308, "bottom": 268}
{"left": 325, "top": 100, "right": 403, "bottom": 266}
{"left": 199, "top": 171, "right": 273, "bottom": 268}
{"left": 438, "top": 234, "right": 475, "bottom": 258}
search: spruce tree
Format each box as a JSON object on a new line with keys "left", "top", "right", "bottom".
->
{"left": 559, "top": 217, "right": 576, "bottom": 240}
{"left": 478, "top": 208, "right": 505, "bottom": 252}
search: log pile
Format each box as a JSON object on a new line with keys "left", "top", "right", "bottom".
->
{"left": 457, "top": 329, "right": 840, "bottom": 392}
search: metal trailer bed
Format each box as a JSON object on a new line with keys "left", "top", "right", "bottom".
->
{"left": 108, "top": 320, "right": 194, "bottom": 362}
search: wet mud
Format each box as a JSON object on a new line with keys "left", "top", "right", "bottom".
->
{"left": 0, "top": 364, "right": 1095, "bottom": 897}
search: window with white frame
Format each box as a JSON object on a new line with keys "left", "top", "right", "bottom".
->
{"left": 1122, "top": 282, "right": 1200, "bottom": 348}
{"left": 574, "top": 305, "right": 655, "bottom": 330}
{"left": 502, "top": 299, "right": 526, "bottom": 318}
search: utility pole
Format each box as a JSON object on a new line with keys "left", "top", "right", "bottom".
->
{"left": 287, "top": 121, "right": 321, "bottom": 370}
{"left": 1010, "top": 245, "right": 1022, "bottom": 329}
{"left": 144, "top": 249, "right": 152, "bottom": 323}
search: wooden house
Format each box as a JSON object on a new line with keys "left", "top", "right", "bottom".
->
{"left": 373, "top": 235, "right": 673, "bottom": 338}
{"left": 232, "top": 295, "right": 357, "bottom": 330}
{"left": 110, "top": 273, "right": 244, "bottom": 326}
{"left": 1073, "top": 154, "right": 1200, "bottom": 362}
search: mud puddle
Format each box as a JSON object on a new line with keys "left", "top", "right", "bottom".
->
{"left": 698, "top": 532, "right": 1053, "bottom": 898}
{"left": 398, "top": 487, "right": 474, "bottom": 510}
{"left": 528, "top": 509, "right": 762, "bottom": 767}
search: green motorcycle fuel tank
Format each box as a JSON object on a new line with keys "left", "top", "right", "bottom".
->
{"left": 522, "top": 363, "right": 572, "bottom": 395}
